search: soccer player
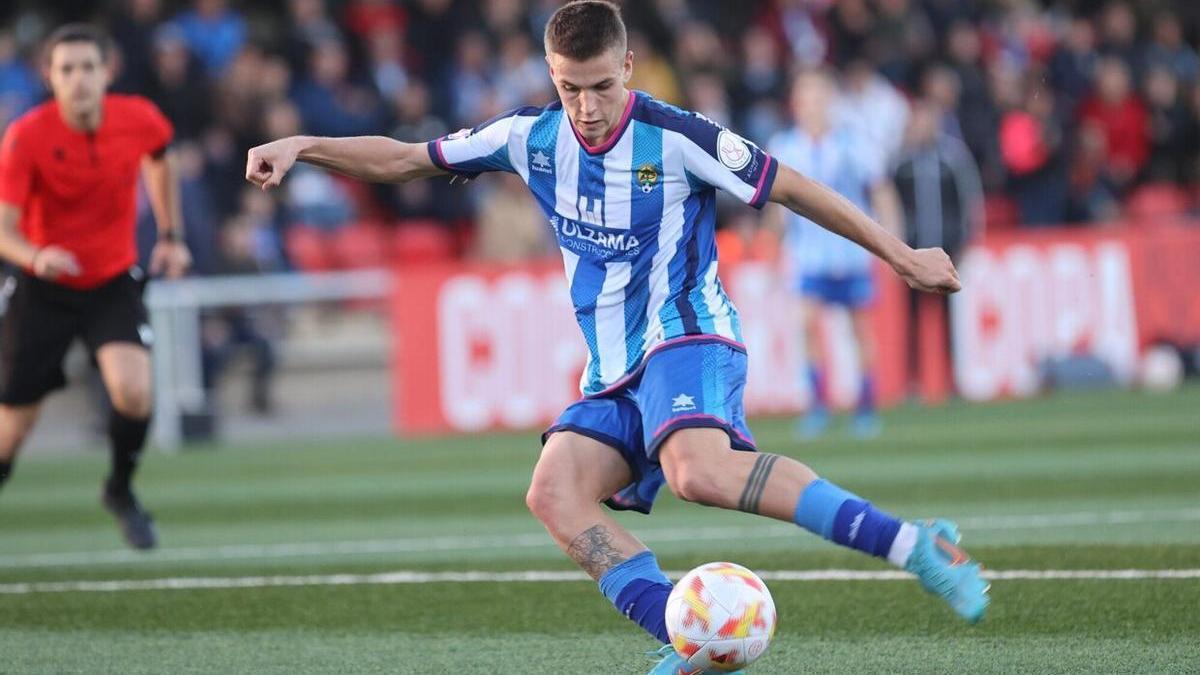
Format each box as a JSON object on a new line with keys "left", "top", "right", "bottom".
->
{"left": 0, "top": 25, "right": 190, "bottom": 550}
{"left": 769, "top": 69, "right": 903, "bottom": 439}
{"left": 245, "top": 2, "right": 989, "bottom": 672}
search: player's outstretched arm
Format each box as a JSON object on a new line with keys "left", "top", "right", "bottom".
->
{"left": 245, "top": 136, "right": 445, "bottom": 190}
{"left": 768, "top": 163, "right": 961, "bottom": 294}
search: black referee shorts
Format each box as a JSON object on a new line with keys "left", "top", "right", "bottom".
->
{"left": 0, "top": 268, "right": 152, "bottom": 406}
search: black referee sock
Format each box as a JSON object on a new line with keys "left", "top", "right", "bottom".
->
{"left": 0, "top": 460, "right": 11, "bottom": 489}
{"left": 105, "top": 412, "right": 150, "bottom": 496}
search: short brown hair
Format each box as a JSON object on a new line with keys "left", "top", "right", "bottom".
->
{"left": 42, "top": 23, "right": 112, "bottom": 65}
{"left": 544, "top": 1, "right": 627, "bottom": 61}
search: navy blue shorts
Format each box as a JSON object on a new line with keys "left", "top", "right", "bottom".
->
{"left": 542, "top": 338, "right": 756, "bottom": 514}
{"left": 798, "top": 273, "right": 875, "bottom": 308}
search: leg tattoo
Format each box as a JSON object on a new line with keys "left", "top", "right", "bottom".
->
{"left": 737, "top": 453, "right": 780, "bottom": 514}
{"left": 567, "top": 524, "right": 629, "bottom": 579}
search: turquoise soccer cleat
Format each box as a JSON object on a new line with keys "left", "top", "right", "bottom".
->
{"left": 904, "top": 519, "right": 990, "bottom": 623}
{"left": 645, "top": 645, "right": 745, "bottom": 675}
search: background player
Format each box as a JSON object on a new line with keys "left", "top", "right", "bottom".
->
{"left": 769, "top": 69, "right": 904, "bottom": 439}
{"left": 0, "top": 25, "right": 190, "bottom": 549}
{"left": 244, "top": 2, "right": 987, "bottom": 672}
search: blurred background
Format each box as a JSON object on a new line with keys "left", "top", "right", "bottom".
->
{"left": 3, "top": 6, "right": 1198, "bottom": 671}
{"left": 1, "top": 0, "right": 1198, "bottom": 452}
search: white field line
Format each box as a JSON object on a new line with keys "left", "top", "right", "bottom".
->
{"left": 3, "top": 507, "right": 1199, "bottom": 570}
{"left": 1, "top": 568, "right": 1198, "bottom": 595}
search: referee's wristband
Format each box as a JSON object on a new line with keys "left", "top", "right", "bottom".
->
{"left": 159, "top": 230, "right": 182, "bottom": 243}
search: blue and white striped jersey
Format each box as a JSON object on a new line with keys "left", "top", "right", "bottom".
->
{"left": 428, "top": 91, "right": 778, "bottom": 395}
{"left": 769, "top": 125, "right": 880, "bottom": 277}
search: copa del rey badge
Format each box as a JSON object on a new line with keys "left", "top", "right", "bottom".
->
{"left": 717, "top": 129, "right": 751, "bottom": 171}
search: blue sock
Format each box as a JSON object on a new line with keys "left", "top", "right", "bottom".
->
{"left": 793, "top": 479, "right": 903, "bottom": 559}
{"left": 598, "top": 550, "right": 672, "bottom": 643}
{"left": 857, "top": 374, "right": 876, "bottom": 415}
{"left": 808, "top": 364, "right": 826, "bottom": 410}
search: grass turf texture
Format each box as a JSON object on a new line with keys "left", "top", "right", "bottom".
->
{"left": 2, "top": 385, "right": 1198, "bottom": 673}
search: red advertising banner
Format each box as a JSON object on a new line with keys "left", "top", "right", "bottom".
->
{"left": 1126, "top": 224, "right": 1200, "bottom": 349}
{"left": 392, "top": 261, "right": 909, "bottom": 434}
{"left": 392, "top": 221, "right": 1200, "bottom": 434}
{"left": 951, "top": 221, "right": 1200, "bottom": 400}
{"left": 392, "top": 262, "right": 576, "bottom": 434}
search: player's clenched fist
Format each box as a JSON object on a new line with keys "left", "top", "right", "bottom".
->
{"left": 246, "top": 138, "right": 301, "bottom": 190}
{"left": 896, "top": 247, "right": 962, "bottom": 294}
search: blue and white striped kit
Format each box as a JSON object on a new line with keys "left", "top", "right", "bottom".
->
{"left": 429, "top": 91, "right": 778, "bottom": 395}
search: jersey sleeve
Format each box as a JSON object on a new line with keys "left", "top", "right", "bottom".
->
{"left": 127, "top": 96, "right": 174, "bottom": 156}
{"left": 0, "top": 121, "right": 34, "bottom": 210}
{"left": 426, "top": 109, "right": 524, "bottom": 179}
{"left": 677, "top": 116, "right": 778, "bottom": 209}
{"left": 120, "top": 95, "right": 174, "bottom": 154}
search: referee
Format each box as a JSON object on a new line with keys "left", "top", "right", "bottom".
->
{"left": 0, "top": 25, "right": 190, "bottom": 549}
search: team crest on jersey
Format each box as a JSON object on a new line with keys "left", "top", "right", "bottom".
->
{"left": 636, "top": 163, "right": 659, "bottom": 193}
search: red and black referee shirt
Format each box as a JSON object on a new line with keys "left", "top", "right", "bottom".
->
{"left": 0, "top": 94, "right": 174, "bottom": 289}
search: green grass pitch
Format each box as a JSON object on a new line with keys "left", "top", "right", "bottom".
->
{"left": 2, "top": 385, "right": 1198, "bottom": 673}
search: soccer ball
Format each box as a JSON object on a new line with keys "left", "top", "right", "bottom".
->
{"left": 665, "top": 562, "right": 777, "bottom": 672}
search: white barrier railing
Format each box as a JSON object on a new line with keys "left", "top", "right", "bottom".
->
{"left": 145, "top": 269, "right": 391, "bottom": 450}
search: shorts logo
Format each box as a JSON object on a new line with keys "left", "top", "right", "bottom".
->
{"left": 636, "top": 163, "right": 659, "bottom": 193}
{"left": 717, "top": 130, "right": 751, "bottom": 171}
{"left": 671, "top": 393, "right": 696, "bottom": 413}
{"left": 137, "top": 324, "right": 155, "bottom": 347}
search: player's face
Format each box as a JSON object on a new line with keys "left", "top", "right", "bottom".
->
{"left": 47, "top": 42, "right": 110, "bottom": 121}
{"left": 547, "top": 46, "right": 633, "bottom": 145}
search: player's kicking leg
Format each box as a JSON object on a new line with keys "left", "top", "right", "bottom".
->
{"left": 94, "top": 342, "right": 157, "bottom": 550}
{"left": 642, "top": 341, "right": 987, "bottom": 624}
{"left": 658, "top": 428, "right": 989, "bottom": 623}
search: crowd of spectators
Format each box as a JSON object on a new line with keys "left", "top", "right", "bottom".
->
{"left": 1, "top": 0, "right": 1199, "bottom": 272}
